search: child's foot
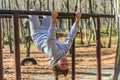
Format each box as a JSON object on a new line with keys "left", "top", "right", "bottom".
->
{"left": 51, "top": 10, "right": 58, "bottom": 24}
{"left": 75, "top": 12, "right": 81, "bottom": 24}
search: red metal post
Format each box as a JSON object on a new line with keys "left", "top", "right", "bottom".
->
{"left": 71, "top": 19, "right": 75, "bottom": 80}
{"left": 0, "top": 18, "right": 3, "bottom": 80}
{"left": 71, "top": 41, "right": 75, "bottom": 80}
{"left": 96, "top": 17, "right": 101, "bottom": 80}
{"left": 13, "top": 12, "right": 21, "bottom": 80}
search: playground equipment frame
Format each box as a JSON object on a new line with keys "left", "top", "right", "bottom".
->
{"left": 0, "top": 9, "right": 114, "bottom": 80}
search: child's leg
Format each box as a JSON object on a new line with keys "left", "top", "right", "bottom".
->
{"left": 29, "top": 15, "right": 41, "bottom": 36}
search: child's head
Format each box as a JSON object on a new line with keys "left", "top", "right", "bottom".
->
{"left": 52, "top": 57, "right": 68, "bottom": 76}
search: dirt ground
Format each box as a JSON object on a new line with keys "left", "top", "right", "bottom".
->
{"left": 2, "top": 41, "right": 117, "bottom": 80}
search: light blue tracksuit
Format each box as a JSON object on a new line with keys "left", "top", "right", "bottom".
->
{"left": 29, "top": 15, "right": 79, "bottom": 65}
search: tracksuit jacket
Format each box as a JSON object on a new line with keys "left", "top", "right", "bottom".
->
{"left": 29, "top": 15, "right": 79, "bottom": 65}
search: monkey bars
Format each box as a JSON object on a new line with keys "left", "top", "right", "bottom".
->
{"left": 0, "top": 9, "right": 115, "bottom": 80}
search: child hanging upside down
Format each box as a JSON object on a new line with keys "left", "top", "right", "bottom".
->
{"left": 28, "top": 10, "right": 81, "bottom": 76}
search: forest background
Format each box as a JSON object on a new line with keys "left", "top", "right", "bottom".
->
{"left": 1, "top": 0, "right": 120, "bottom": 80}
{"left": 0, "top": 0, "right": 119, "bottom": 51}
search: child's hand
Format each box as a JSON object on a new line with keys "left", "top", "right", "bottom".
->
{"left": 75, "top": 12, "right": 82, "bottom": 24}
{"left": 51, "top": 10, "right": 58, "bottom": 19}
{"left": 51, "top": 10, "right": 58, "bottom": 24}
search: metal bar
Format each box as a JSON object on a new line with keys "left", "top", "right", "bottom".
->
{"left": 96, "top": 17, "right": 101, "bottom": 80}
{"left": 13, "top": 12, "right": 21, "bottom": 80}
{"left": 71, "top": 19, "right": 75, "bottom": 80}
{"left": 55, "top": 76, "right": 58, "bottom": 80}
{"left": 0, "top": 14, "right": 89, "bottom": 19}
{"left": 0, "top": 9, "right": 115, "bottom": 18}
{"left": 0, "top": 18, "right": 3, "bottom": 80}
{"left": 0, "top": 14, "right": 73, "bottom": 19}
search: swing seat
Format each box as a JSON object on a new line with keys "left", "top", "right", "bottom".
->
{"left": 21, "top": 57, "right": 37, "bottom": 65}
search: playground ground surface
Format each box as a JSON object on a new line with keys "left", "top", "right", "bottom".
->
{"left": 2, "top": 41, "right": 119, "bottom": 80}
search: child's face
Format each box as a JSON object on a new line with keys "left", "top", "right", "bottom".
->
{"left": 56, "top": 57, "right": 68, "bottom": 70}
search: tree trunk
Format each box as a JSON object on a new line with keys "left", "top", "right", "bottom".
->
{"left": 113, "top": 0, "right": 120, "bottom": 80}
{"left": 8, "top": 0, "right": 13, "bottom": 53}
{"left": 107, "top": 0, "right": 113, "bottom": 48}
{"left": 52, "top": 0, "right": 55, "bottom": 10}
{"left": 47, "top": 0, "right": 49, "bottom": 10}
{"left": 107, "top": 20, "right": 112, "bottom": 48}
{"left": 87, "top": 0, "right": 96, "bottom": 45}
{"left": 1, "top": 0, "right": 5, "bottom": 48}
{"left": 39, "top": 0, "right": 42, "bottom": 10}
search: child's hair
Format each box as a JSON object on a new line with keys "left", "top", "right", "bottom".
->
{"left": 52, "top": 65, "right": 68, "bottom": 77}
